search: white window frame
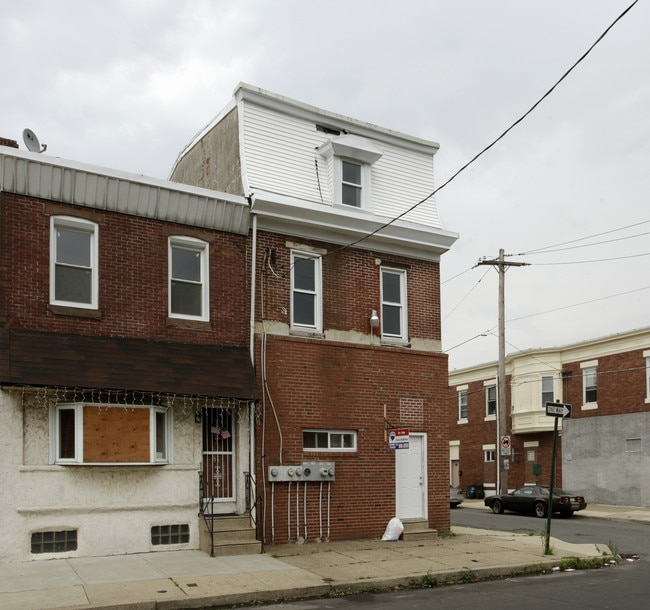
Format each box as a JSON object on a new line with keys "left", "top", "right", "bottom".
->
{"left": 317, "top": 133, "right": 382, "bottom": 211}
{"left": 290, "top": 250, "right": 322, "bottom": 332}
{"left": 581, "top": 362, "right": 598, "bottom": 408}
{"left": 168, "top": 236, "right": 209, "bottom": 321}
{"left": 50, "top": 215, "right": 99, "bottom": 309}
{"left": 380, "top": 267, "right": 408, "bottom": 342}
{"left": 484, "top": 449, "right": 496, "bottom": 463}
{"left": 485, "top": 384, "right": 497, "bottom": 418}
{"left": 541, "top": 375, "right": 554, "bottom": 406}
{"left": 458, "top": 389, "right": 468, "bottom": 422}
{"left": 303, "top": 429, "right": 357, "bottom": 452}
{"left": 335, "top": 157, "right": 372, "bottom": 209}
{"left": 50, "top": 404, "right": 172, "bottom": 465}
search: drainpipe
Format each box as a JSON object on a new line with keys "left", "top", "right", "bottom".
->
{"left": 250, "top": 212, "right": 257, "bottom": 363}
{"left": 249, "top": 210, "right": 258, "bottom": 532}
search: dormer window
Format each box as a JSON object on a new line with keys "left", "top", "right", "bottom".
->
{"left": 341, "top": 160, "right": 362, "bottom": 207}
{"left": 318, "top": 134, "right": 383, "bottom": 210}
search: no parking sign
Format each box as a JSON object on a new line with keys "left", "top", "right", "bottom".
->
{"left": 501, "top": 435, "right": 511, "bottom": 455}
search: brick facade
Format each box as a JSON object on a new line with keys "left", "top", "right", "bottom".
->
{"left": 258, "top": 335, "right": 450, "bottom": 541}
{"left": 0, "top": 193, "right": 250, "bottom": 346}
{"left": 254, "top": 230, "right": 450, "bottom": 540}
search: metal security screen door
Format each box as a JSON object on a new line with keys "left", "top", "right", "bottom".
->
{"left": 202, "top": 408, "right": 235, "bottom": 502}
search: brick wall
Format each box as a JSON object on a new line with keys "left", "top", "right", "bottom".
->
{"left": 449, "top": 375, "right": 563, "bottom": 490}
{"left": 563, "top": 349, "right": 647, "bottom": 417}
{"left": 256, "top": 335, "right": 450, "bottom": 542}
{"left": 0, "top": 193, "right": 249, "bottom": 346}
{"left": 254, "top": 231, "right": 441, "bottom": 340}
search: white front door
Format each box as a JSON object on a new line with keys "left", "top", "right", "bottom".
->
{"left": 395, "top": 433, "right": 427, "bottom": 521}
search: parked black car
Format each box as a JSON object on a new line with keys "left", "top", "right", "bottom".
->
{"left": 484, "top": 485, "right": 587, "bottom": 518}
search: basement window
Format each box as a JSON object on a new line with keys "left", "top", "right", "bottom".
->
{"left": 31, "top": 529, "right": 78, "bottom": 554}
{"left": 50, "top": 404, "right": 172, "bottom": 465}
{"left": 151, "top": 524, "right": 190, "bottom": 545}
{"left": 303, "top": 430, "right": 357, "bottom": 452}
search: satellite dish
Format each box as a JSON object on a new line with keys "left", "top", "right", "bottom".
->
{"left": 23, "top": 128, "right": 47, "bottom": 153}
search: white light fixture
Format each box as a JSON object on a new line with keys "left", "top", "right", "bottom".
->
{"left": 369, "top": 309, "right": 379, "bottom": 329}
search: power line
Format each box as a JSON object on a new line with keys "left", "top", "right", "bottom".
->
{"left": 512, "top": 219, "right": 650, "bottom": 257}
{"left": 326, "top": 0, "right": 639, "bottom": 257}
{"left": 532, "top": 251, "right": 650, "bottom": 265}
{"left": 445, "top": 284, "right": 650, "bottom": 353}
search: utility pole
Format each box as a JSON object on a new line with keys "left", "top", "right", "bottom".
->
{"left": 477, "top": 249, "right": 528, "bottom": 494}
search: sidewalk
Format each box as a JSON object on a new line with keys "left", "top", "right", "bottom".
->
{"left": 1, "top": 502, "right": 646, "bottom": 610}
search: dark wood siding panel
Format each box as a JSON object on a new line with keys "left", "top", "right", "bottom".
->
{"left": 0, "top": 329, "right": 260, "bottom": 400}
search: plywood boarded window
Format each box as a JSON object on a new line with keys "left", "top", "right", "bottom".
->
{"left": 83, "top": 407, "right": 150, "bottom": 462}
{"left": 52, "top": 404, "right": 171, "bottom": 464}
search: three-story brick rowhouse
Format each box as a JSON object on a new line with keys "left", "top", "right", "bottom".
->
{"left": 171, "top": 84, "right": 459, "bottom": 545}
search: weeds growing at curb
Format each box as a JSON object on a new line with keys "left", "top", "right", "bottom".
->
{"left": 607, "top": 538, "right": 620, "bottom": 557}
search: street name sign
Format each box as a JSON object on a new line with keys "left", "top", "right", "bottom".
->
{"left": 545, "top": 402, "right": 572, "bottom": 418}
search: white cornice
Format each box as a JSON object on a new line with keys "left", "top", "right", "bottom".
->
{"left": 250, "top": 191, "right": 457, "bottom": 261}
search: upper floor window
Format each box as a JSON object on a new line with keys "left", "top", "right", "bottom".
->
{"left": 341, "top": 160, "right": 362, "bottom": 207}
{"left": 317, "top": 133, "right": 383, "bottom": 211}
{"left": 485, "top": 385, "right": 496, "bottom": 417}
{"left": 50, "top": 404, "right": 171, "bottom": 465}
{"left": 169, "top": 236, "right": 209, "bottom": 320}
{"left": 541, "top": 375, "right": 554, "bottom": 406}
{"left": 458, "top": 390, "right": 468, "bottom": 421}
{"left": 381, "top": 267, "right": 407, "bottom": 341}
{"left": 50, "top": 216, "right": 98, "bottom": 309}
{"left": 582, "top": 365, "right": 597, "bottom": 405}
{"left": 291, "top": 251, "right": 322, "bottom": 331}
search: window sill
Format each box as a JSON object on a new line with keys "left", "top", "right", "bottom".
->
{"left": 456, "top": 419, "right": 468, "bottom": 425}
{"left": 484, "top": 415, "right": 497, "bottom": 422}
{"left": 581, "top": 402, "right": 598, "bottom": 411}
{"left": 48, "top": 304, "right": 101, "bottom": 319}
{"left": 52, "top": 461, "right": 169, "bottom": 466}
{"left": 166, "top": 317, "right": 211, "bottom": 330}
{"left": 380, "top": 339, "right": 411, "bottom": 348}
{"left": 290, "top": 328, "right": 324, "bottom": 338}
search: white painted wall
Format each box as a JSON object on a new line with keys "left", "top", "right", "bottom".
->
{"left": 1, "top": 391, "right": 250, "bottom": 562}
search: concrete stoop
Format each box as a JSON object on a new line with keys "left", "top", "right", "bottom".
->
{"left": 200, "top": 514, "right": 262, "bottom": 556}
{"left": 402, "top": 519, "right": 438, "bottom": 541}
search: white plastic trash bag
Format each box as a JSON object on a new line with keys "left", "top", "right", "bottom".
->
{"left": 381, "top": 517, "right": 404, "bottom": 541}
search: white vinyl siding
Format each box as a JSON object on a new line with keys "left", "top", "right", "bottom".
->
{"left": 241, "top": 103, "right": 326, "bottom": 204}
{"left": 240, "top": 103, "right": 441, "bottom": 227}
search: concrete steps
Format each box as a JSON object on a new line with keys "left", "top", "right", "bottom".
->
{"left": 200, "top": 514, "right": 261, "bottom": 556}
{"left": 402, "top": 520, "right": 438, "bottom": 541}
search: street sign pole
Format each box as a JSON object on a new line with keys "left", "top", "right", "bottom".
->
{"left": 545, "top": 414, "right": 559, "bottom": 555}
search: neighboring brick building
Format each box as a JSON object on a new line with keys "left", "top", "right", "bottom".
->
{"left": 449, "top": 327, "right": 650, "bottom": 506}
{"left": 171, "top": 83, "right": 459, "bottom": 544}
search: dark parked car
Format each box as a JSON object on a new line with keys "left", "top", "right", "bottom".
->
{"left": 484, "top": 485, "right": 587, "bottom": 518}
{"left": 450, "top": 484, "right": 464, "bottom": 508}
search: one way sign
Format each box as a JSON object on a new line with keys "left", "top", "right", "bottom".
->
{"left": 545, "top": 402, "right": 572, "bottom": 418}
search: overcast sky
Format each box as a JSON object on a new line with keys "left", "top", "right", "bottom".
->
{"left": 2, "top": 0, "right": 648, "bottom": 371}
